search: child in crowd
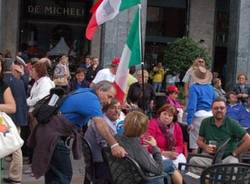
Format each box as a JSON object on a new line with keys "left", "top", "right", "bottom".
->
{"left": 233, "top": 73, "right": 250, "bottom": 105}
{"left": 68, "top": 67, "right": 89, "bottom": 92}
{"left": 116, "top": 111, "right": 183, "bottom": 184}
{"left": 166, "top": 85, "right": 184, "bottom": 123}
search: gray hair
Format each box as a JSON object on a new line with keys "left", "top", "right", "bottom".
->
{"left": 3, "top": 58, "right": 14, "bottom": 72}
{"left": 93, "top": 80, "right": 114, "bottom": 92}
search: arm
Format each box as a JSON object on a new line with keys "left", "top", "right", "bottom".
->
{"left": 197, "top": 136, "right": 215, "bottom": 154}
{"left": 186, "top": 86, "right": 197, "bottom": 125}
{"left": 0, "top": 87, "right": 16, "bottom": 114}
{"left": 93, "top": 117, "right": 127, "bottom": 158}
{"left": 141, "top": 137, "right": 164, "bottom": 174}
{"left": 184, "top": 83, "right": 189, "bottom": 97}
{"left": 233, "top": 133, "right": 250, "bottom": 156}
{"left": 182, "top": 69, "right": 191, "bottom": 97}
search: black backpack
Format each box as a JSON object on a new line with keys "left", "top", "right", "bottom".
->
{"left": 32, "top": 87, "right": 66, "bottom": 124}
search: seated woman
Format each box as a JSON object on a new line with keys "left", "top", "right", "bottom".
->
{"left": 147, "top": 104, "right": 186, "bottom": 168}
{"left": 84, "top": 98, "right": 124, "bottom": 181}
{"left": 213, "top": 78, "right": 226, "bottom": 101}
{"left": 116, "top": 111, "right": 183, "bottom": 184}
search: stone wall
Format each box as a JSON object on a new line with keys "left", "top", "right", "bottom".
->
{"left": 100, "top": 1, "right": 147, "bottom": 67}
{"left": 226, "top": 0, "right": 250, "bottom": 89}
{"left": 0, "top": 0, "right": 3, "bottom": 50}
{"left": 0, "top": 0, "right": 20, "bottom": 57}
{"left": 188, "top": 0, "right": 216, "bottom": 57}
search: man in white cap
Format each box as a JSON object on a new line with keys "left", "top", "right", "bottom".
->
{"left": 187, "top": 66, "right": 215, "bottom": 153}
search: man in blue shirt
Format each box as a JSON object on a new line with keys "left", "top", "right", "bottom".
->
{"left": 226, "top": 91, "right": 244, "bottom": 122}
{"left": 46, "top": 80, "right": 126, "bottom": 184}
{"left": 238, "top": 96, "right": 250, "bottom": 128}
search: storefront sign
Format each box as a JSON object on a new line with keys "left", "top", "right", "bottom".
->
{"left": 27, "top": 5, "right": 85, "bottom": 17}
{"left": 22, "top": 0, "right": 92, "bottom": 22}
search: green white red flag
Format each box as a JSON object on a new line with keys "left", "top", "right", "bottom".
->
{"left": 85, "top": 0, "right": 141, "bottom": 40}
{"left": 114, "top": 9, "right": 142, "bottom": 103}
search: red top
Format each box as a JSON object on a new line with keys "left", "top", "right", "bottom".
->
{"left": 147, "top": 118, "right": 184, "bottom": 154}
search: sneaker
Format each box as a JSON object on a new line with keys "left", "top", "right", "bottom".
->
{"left": 2, "top": 177, "right": 21, "bottom": 184}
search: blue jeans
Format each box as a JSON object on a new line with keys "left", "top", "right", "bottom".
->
{"left": 153, "top": 82, "right": 162, "bottom": 92}
{"left": 45, "top": 139, "right": 72, "bottom": 184}
{"left": 146, "top": 159, "right": 175, "bottom": 184}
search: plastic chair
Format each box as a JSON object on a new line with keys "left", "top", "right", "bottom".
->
{"left": 200, "top": 163, "right": 250, "bottom": 184}
{"left": 102, "top": 147, "right": 171, "bottom": 184}
{"left": 82, "top": 138, "right": 110, "bottom": 184}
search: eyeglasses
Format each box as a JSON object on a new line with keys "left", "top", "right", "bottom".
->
{"left": 213, "top": 106, "right": 225, "bottom": 110}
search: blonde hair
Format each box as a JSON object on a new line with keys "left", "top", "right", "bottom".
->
{"left": 124, "top": 111, "right": 148, "bottom": 137}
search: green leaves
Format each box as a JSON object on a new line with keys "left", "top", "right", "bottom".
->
{"left": 164, "top": 37, "right": 211, "bottom": 75}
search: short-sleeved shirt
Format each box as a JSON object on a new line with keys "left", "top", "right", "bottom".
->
{"left": 92, "top": 68, "right": 115, "bottom": 84}
{"left": 199, "top": 116, "right": 246, "bottom": 156}
{"left": 182, "top": 67, "right": 194, "bottom": 86}
{"left": 59, "top": 88, "right": 103, "bottom": 129}
{"left": 0, "top": 80, "right": 9, "bottom": 103}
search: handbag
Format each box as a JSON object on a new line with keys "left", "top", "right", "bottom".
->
{"left": 0, "top": 112, "right": 24, "bottom": 158}
{"left": 54, "top": 77, "right": 68, "bottom": 86}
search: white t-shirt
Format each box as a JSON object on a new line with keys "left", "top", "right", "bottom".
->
{"left": 182, "top": 67, "right": 194, "bottom": 87}
{"left": 92, "top": 68, "right": 115, "bottom": 84}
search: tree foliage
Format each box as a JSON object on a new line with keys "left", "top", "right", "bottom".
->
{"left": 164, "top": 37, "right": 211, "bottom": 75}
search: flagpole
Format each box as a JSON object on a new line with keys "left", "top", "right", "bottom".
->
{"left": 138, "top": 4, "right": 146, "bottom": 112}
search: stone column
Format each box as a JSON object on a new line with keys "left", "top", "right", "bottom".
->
{"left": 226, "top": 0, "right": 250, "bottom": 90}
{"left": 0, "top": 0, "right": 3, "bottom": 51}
{"left": 100, "top": 1, "right": 147, "bottom": 67}
{"left": 1, "top": 0, "right": 20, "bottom": 57}
{"left": 188, "top": 0, "right": 216, "bottom": 57}
{"left": 90, "top": 28, "right": 101, "bottom": 58}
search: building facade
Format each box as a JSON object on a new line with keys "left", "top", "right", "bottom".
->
{"left": 0, "top": 0, "right": 250, "bottom": 88}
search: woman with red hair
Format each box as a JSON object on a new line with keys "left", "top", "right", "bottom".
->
{"left": 146, "top": 104, "right": 186, "bottom": 168}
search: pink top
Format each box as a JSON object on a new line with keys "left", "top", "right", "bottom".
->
{"left": 166, "top": 96, "right": 181, "bottom": 109}
{"left": 147, "top": 118, "right": 184, "bottom": 154}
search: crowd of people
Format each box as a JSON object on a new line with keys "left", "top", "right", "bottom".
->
{"left": 0, "top": 51, "right": 250, "bottom": 184}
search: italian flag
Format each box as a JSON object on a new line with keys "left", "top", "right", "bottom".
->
{"left": 114, "top": 9, "right": 141, "bottom": 103}
{"left": 85, "top": 0, "right": 141, "bottom": 40}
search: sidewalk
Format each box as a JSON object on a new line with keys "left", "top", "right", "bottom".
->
{"left": 1, "top": 155, "right": 85, "bottom": 184}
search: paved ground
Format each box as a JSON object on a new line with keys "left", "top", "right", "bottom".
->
{"left": 1, "top": 155, "right": 85, "bottom": 184}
